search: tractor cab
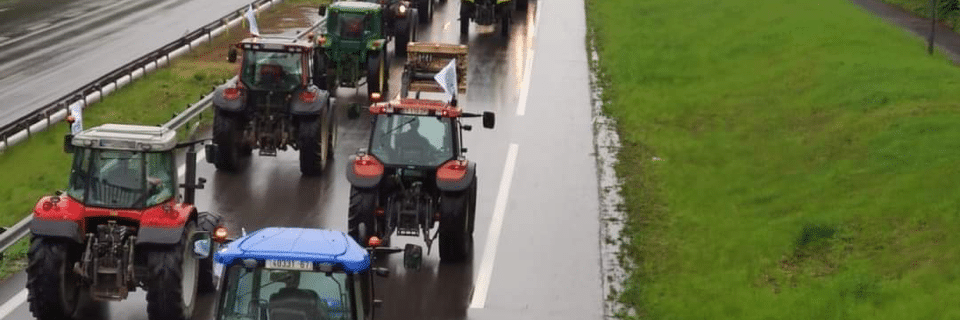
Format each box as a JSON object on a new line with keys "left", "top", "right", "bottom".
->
{"left": 64, "top": 124, "right": 180, "bottom": 210}
{"left": 214, "top": 227, "right": 411, "bottom": 320}
{"left": 229, "top": 37, "right": 316, "bottom": 93}
{"left": 322, "top": 2, "right": 384, "bottom": 56}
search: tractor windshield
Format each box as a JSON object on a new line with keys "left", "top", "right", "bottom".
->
{"left": 337, "top": 12, "right": 367, "bottom": 39}
{"left": 240, "top": 50, "right": 304, "bottom": 92}
{"left": 370, "top": 114, "right": 454, "bottom": 167}
{"left": 218, "top": 266, "right": 354, "bottom": 320}
{"left": 67, "top": 148, "right": 175, "bottom": 209}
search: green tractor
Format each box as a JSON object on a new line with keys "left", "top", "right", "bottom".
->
{"left": 316, "top": 2, "right": 416, "bottom": 106}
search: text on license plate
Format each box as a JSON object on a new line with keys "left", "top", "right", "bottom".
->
{"left": 265, "top": 259, "right": 313, "bottom": 271}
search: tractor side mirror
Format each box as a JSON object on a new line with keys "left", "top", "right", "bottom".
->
{"left": 63, "top": 134, "right": 75, "bottom": 153}
{"left": 204, "top": 144, "right": 218, "bottom": 164}
{"left": 318, "top": 5, "right": 326, "bottom": 16}
{"left": 227, "top": 48, "right": 238, "bottom": 63}
{"left": 191, "top": 231, "right": 212, "bottom": 259}
{"left": 403, "top": 243, "right": 423, "bottom": 270}
{"left": 373, "top": 267, "right": 390, "bottom": 277}
{"left": 482, "top": 111, "right": 495, "bottom": 129}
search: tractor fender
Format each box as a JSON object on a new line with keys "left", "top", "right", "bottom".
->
{"left": 436, "top": 161, "right": 476, "bottom": 192}
{"left": 290, "top": 85, "right": 331, "bottom": 116}
{"left": 31, "top": 218, "right": 82, "bottom": 243}
{"left": 137, "top": 226, "right": 186, "bottom": 245}
{"left": 212, "top": 84, "right": 245, "bottom": 113}
{"left": 137, "top": 206, "right": 196, "bottom": 245}
{"left": 345, "top": 154, "right": 383, "bottom": 188}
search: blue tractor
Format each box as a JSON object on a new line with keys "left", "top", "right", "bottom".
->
{"left": 211, "top": 227, "right": 419, "bottom": 320}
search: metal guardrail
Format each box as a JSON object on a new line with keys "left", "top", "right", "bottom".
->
{"left": 0, "top": 0, "right": 288, "bottom": 153}
{"left": 0, "top": 5, "right": 326, "bottom": 256}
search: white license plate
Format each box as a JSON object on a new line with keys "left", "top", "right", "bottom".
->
{"left": 265, "top": 259, "right": 313, "bottom": 271}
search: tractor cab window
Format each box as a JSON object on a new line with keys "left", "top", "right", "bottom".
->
{"left": 240, "top": 50, "right": 304, "bottom": 92}
{"left": 370, "top": 114, "right": 454, "bottom": 167}
{"left": 67, "top": 149, "right": 174, "bottom": 209}
{"left": 218, "top": 266, "right": 354, "bottom": 320}
{"left": 338, "top": 12, "right": 367, "bottom": 39}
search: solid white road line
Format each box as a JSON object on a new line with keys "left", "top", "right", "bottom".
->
{"left": 515, "top": 1, "right": 542, "bottom": 117}
{"left": 0, "top": 290, "right": 27, "bottom": 319}
{"left": 0, "top": 150, "right": 207, "bottom": 320}
{"left": 469, "top": 143, "right": 520, "bottom": 309}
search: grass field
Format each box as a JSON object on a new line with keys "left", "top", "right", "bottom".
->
{"left": 588, "top": 0, "right": 960, "bottom": 318}
{"left": 0, "top": 0, "right": 325, "bottom": 226}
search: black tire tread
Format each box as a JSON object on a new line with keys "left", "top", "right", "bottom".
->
{"left": 348, "top": 187, "right": 377, "bottom": 246}
{"left": 26, "top": 236, "right": 79, "bottom": 320}
{"left": 197, "top": 211, "right": 222, "bottom": 293}
{"left": 146, "top": 221, "right": 195, "bottom": 320}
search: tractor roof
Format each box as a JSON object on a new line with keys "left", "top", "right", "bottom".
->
{"left": 71, "top": 124, "right": 177, "bottom": 151}
{"left": 369, "top": 98, "right": 463, "bottom": 118}
{"left": 238, "top": 36, "right": 315, "bottom": 50}
{"left": 215, "top": 227, "right": 371, "bottom": 273}
{"left": 330, "top": 1, "right": 381, "bottom": 12}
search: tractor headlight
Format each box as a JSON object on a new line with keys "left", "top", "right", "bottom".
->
{"left": 398, "top": 4, "right": 407, "bottom": 17}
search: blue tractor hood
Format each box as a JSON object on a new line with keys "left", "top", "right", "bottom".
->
{"left": 215, "top": 227, "right": 371, "bottom": 273}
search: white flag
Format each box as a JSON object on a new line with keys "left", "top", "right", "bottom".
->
{"left": 68, "top": 102, "right": 83, "bottom": 134}
{"left": 434, "top": 59, "right": 458, "bottom": 98}
{"left": 245, "top": 5, "right": 260, "bottom": 37}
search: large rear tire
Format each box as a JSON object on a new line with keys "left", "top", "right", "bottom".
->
{"left": 146, "top": 220, "right": 200, "bottom": 320}
{"left": 197, "top": 211, "right": 222, "bottom": 293}
{"left": 298, "top": 118, "right": 328, "bottom": 176}
{"left": 212, "top": 112, "right": 243, "bottom": 172}
{"left": 348, "top": 187, "right": 377, "bottom": 246}
{"left": 367, "top": 51, "right": 387, "bottom": 98}
{"left": 500, "top": 12, "right": 511, "bottom": 38}
{"left": 418, "top": 0, "right": 432, "bottom": 23}
{"left": 439, "top": 181, "right": 475, "bottom": 262}
{"left": 395, "top": 18, "right": 411, "bottom": 57}
{"left": 27, "top": 236, "right": 82, "bottom": 320}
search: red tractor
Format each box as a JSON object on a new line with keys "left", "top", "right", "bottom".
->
{"left": 28, "top": 124, "right": 223, "bottom": 320}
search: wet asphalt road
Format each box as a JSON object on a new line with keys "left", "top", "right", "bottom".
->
{"left": 0, "top": 0, "right": 603, "bottom": 319}
{"left": 0, "top": 0, "right": 259, "bottom": 127}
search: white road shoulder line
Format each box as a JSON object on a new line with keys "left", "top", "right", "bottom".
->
{"left": 1, "top": 150, "right": 207, "bottom": 319}
{"left": 469, "top": 143, "right": 520, "bottom": 309}
{"left": 515, "top": 1, "right": 542, "bottom": 117}
{"left": 0, "top": 289, "right": 27, "bottom": 318}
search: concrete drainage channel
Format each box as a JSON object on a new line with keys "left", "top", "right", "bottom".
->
{"left": 0, "top": 2, "right": 324, "bottom": 279}
{"left": 588, "top": 29, "right": 633, "bottom": 319}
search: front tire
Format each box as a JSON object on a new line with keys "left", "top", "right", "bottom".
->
{"left": 439, "top": 181, "right": 475, "bottom": 262}
{"left": 212, "top": 112, "right": 244, "bottom": 172}
{"left": 197, "top": 211, "right": 222, "bottom": 293}
{"left": 146, "top": 220, "right": 200, "bottom": 320}
{"left": 396, "top": 18, "right": 411, "bottom": 56}
{"left": 27, "top": 236, "right": 82, "bottom": 320}
{"left": 298, "top": 118, "right": 328, "bottom": 176}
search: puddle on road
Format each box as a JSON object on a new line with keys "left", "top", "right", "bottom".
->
{"left": 589, "top": 34, "right": 633, "bottom": 319}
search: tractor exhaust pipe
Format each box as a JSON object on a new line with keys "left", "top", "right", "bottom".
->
{"left": 181, "top": 145, "right": 205, "bottom": 204}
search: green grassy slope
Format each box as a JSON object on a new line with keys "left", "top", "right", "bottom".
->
{"left": 588, "top": 0, "right": 960, "bottom": 318}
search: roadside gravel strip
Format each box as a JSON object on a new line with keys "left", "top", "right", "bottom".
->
{"left": 850, "top": 0, "right": 960, "bottom": 62}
